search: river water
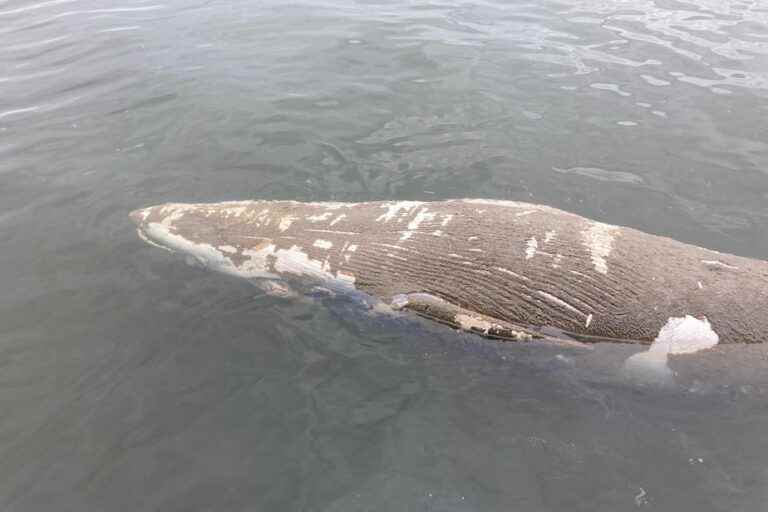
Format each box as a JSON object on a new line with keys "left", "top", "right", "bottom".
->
{"left": 1, "top": 0, "right": 768, "bottom": 510}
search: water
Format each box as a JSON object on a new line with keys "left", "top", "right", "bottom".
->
{"left": 1, "top": 0, "right": 768, "bottom": 509}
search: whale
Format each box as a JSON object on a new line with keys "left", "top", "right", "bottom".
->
{"left": 130, "top": 199, "right": 768, "bottom": 347}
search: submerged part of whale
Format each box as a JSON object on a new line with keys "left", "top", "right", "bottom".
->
{"left": 130, "top": 199, "right": 768, "bottom": 346}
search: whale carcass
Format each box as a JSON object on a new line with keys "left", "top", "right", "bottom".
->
{"left": 130, "top": 199, "right": 768, "bottom": 346}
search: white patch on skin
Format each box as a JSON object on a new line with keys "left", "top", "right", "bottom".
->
{"left": 254, "top": 208, "right": 271, "bottom": 225}
{"left": 387, "top": 253, "right": 407, "bottom": 261}
{"left": 652, "top": 316, "right": 719, "bottom": 355}
{"left": 585, "top": 314, "right": 593, "bottom": 328}
{"left": 278, "top": 216, "right": 296, "bottom": 232}
{"left": 468, "top": 248, "right": 483, "bottom": 252}
{"left": 448, "top": 253, "right": 462, "bottom": 258}
{"left": 373, "top": 243, "right": 407, "bottom": 251}
{"left": 134, "top": 208, "right": 150, "bottom": 221}
{"left": 697, "top": 281, "right": 703, "bottom": 289}
{"left": 431, "top": 230, "right": 444, "bottom": 237}
{"left": 307, "top": 212, "right": 333, "bottom": 222}
{"left": 347, "top": 244, "right": 358, "bottom": 252}
{"left": 544, "top": 230, "right": 556, "bottom": 243}
{"left": 622, "top": 315, "right": 719, "bottom": 386}
{"left": 495, "top": 267, "right": 529, "bottom": 281}
{"left": 552, "top": 254, "right": 563, "bottom": 268}
{"left": 407, "top": 208, "right": 434, "bottom": 230}
{"left": 400, "top": 208, "right": 435, "bottom": 242}
{"left": 441, "top": 214, "right": 453, "bottom": 227}
{"left": 271, "top": 245, "right": 355, "bottom": 289}
{"left": 272, "top": 246, "right": 329, "bottom": 278}
{"left": 515, "top": 210, "right": 536, "bottom": 217}
{"left": 400, "top": 207, "right": 436, "bottom": 241}
{"left": 136, "top": 228, "right": 172, "bottom": 252}
{"left": 329, "top": 214, "right": 346, "bottom": 226}
{"left": 582, "top": 222, "right": 619, "bottom": 274}
{"left": 376, "top": 201, "right": 422, "bottom": 223}
{"left": 455, "top": 313, "right": 495, "bottom": 334}
{"left": 237, "top": 243, "right": 280, "bottom": 278}
{"left": 701, "top": 260, "right": 739, "bottom": 270}
{"left": 223, "top": 206, "right": 248, "bottom": 217}
{"left": 468, "top": 236, "right": 479, "bottom": 241}
{"left": 256, "top": 280, "right": 297, "bottom": 299}
{"left": 218, "top": 245, "right": 237, "bottom": 254}
{"left": 301, "top": 201, "right": 359, "bottom": 210}
{"left": 144, "top": 220, "right": 274, "bottom": 277}
{"left": 336, "top": 271, "right": 356, "bottom": 284}
{"left": 390, "top": 294, "right": 410, "bottom": 310}
{"left": 536, "top": 291, "right": 585, "bottom": 317}
{"left": 525, "top": 237, "right": 538, "bottom": 259}
{"left": 313, "top": 239, "right": 333, "bottom": 249}
{"left": 461, "top": 199, "right": 548, "bottom": 210}
{"left": 305, "top": 229, "right": 359, "bottom": 235}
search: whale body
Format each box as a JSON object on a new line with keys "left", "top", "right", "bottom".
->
{"left": 130, "top": 199, "right": 768, "bottom": 346}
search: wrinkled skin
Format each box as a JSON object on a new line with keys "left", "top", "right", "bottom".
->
{"left": 131, "top": 199, "right": 768, "bottom": 345}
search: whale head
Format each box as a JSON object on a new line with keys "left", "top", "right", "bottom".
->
{"left": 130, "top": 202, "right": 280, "bottom": 278}
{"left": 130, "top": 201, "right": 358, "bottom": 288}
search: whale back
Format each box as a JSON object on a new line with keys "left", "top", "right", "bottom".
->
{"left": 132, "top": 199, "right": 768, "bottom": 344}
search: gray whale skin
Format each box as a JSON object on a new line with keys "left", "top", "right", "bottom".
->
{"left": 130, "top": 199, "right": 768, "bottom": 347}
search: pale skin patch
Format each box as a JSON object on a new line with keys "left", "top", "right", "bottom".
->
{"left": 525, "top": 237, "right": 538, "bottom": 259}
{"left": 461, "top": 199, "right": 542, "bottom": 208}
{"left": 455, "top": 313, "right": 495, "bottom": 334}
{"left": 329, "top": 214, "right": 346, "bottom": 226}
{"left": 622, "top": 316, "right": 719, "bottom": 385}
{"left": 305, "top": 229, "right": 358, "bottom": 235}
{"left": 278, "top": 216, "right": 296, "bottom": 232}
{"left": 495, "top": 267, "right": 529, "bottom": 281}
{"left": 336, "top": 271, "right": 356, "bottom": 284}
{"left": 373, "top": 243, "right": 407, "bottom": 251}
{"left": 313, "top": 239, "right": 333, "bottom": 249}
{"left": 544, "top": 230, "right": 556, "bottom": 243}
{"left": 307, "top": 212, "right": 333, "bottom": 222}
{"left": 535, "top": 291, "right": 586, "bottom": 317}
{"left": 582, "top": 222, "right": 619, "bottom": 274}
{"left": 400, "top": 207, "right": 435, "bottom": 241}
{"left": 376, "top": 201, "right": 422, "bottom": 223}
{"left": 701, "top": 260, "right": 739, "bottom": 270}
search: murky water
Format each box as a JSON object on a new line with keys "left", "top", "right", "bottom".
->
{"left": 2, "top": 0, "right": 768, "bottom": 510}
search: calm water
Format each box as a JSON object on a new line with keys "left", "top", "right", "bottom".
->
{"left": 2, "top": 0, "right": 768, "bottom": 510}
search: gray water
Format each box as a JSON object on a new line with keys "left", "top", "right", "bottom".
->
{"left": 2, "top": 0, "right": 768, "bottom": 510}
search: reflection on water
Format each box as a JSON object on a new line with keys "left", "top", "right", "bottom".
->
{"left": 1, "top": 0, "right": 768, "bottom": 510}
